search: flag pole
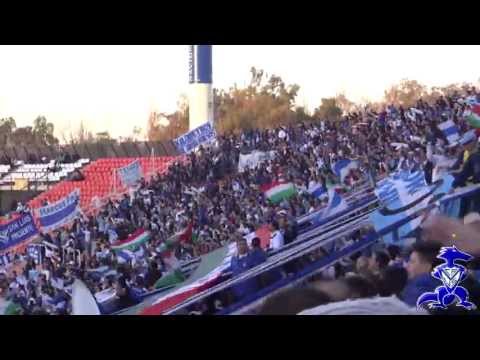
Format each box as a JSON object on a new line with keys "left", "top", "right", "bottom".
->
{"left": 113, "top": 167, "right": 117, "bottom": 196}
{"left": 151, "top": 147, "right": 155, "bottom": 181}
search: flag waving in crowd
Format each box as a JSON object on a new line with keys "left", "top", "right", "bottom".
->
{"left": 332, "top": 159, "right": 359, "bottom": 183}
{"left": 261, "top": 182, "right": 297, "bottom": 204}
{"left": 466, "top": 103, "right": 480, "bottom": 128}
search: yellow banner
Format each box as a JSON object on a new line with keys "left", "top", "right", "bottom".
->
{"left": 13, "top": 178, "right": 29, "bottom": 191}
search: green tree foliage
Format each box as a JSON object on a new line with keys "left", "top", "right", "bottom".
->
{"left": 334, "top": 93, "right": 356, "bottom": 114}
{"left": 313, "top": 98, "right": 342, "bottom": 121}
{"left": 0, "top": 117, "right": 17, "bottom": 147}
{"left": 214, "top": 67, "right": 305, "bottom": 134}
{"left": 383, "top": 79, "right": 429, "bottom": 107}
{"left": 32, "top": 116, "right": 59, "bottom": 146}
{"left": 0, "top": 116, "right": 59, "bottom": 147}
{"left": 146, "top": 70, "right": 479, "bottom": 138}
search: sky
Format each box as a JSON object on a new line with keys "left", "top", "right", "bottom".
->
{"left": 0, "top": 45, "right": 479, "bottom": 141}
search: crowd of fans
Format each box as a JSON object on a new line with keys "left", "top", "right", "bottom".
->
{"left": 1, "top": 87, "right": 480, "bottom": 315}
{"left": 257, "top": 212, "right": 480, "bottom": 315}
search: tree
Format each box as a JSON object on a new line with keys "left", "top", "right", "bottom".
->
{"left": 67, "top": 120, "right": 95, "bottom": 144}
{"left": 32, "top": 116, "right": 59, "bottom": 146}
{"left": 213, "top": 67, "right": 302, "bottom": 134}
{"left": 147, "top": 103, "right": 188, "bottom": 142}
{"left": 0, "top": 117, "right": 16, "bottom": 147}
{"left": 95, "top": 131, "right": 116, "bottom": 144}
{"left": 383, "top": 79, "right": 428, "bottom": 107}
{"left": 11, "top": 126, "right": 36, "bottom": 147}
{"left": 132, "top": 126, "right": 142, "bottom": 141}
{"left": 294, "top": 106, "right": 313, "bottom": 123}
{"left": 334, "top": 93, "right": 356, "bottom": 114}
{"left": 313, "top": 98, "right": 342, "bottom": 121}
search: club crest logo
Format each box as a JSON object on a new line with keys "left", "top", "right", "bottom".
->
{"left": 417, "top": 246, "right": 476, "bottom": 310}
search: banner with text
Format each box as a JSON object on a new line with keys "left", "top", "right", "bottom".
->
{"left": 370, "top": 170, "right": 454, "bottom": 245}
{"left": 238, "top": 151, "right": 276, "bottom": 173}
{"left": 37, "top": 190, "right": 81, "bottom": 232}
{"left": 0, "top": 213, "right": 39, "bottom": 254}
{"left": 117, "top": 160, "right": 143, "bottom": 187}
{"left": 173, "top": 122, "right": 216, "bottom": 154}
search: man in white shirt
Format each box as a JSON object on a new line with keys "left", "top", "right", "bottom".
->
{"left": 269, "top": 221, "right": 284, "bottom": 251}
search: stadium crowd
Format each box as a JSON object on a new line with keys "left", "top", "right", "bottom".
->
{"left": 1, "top": 87, "right": 480, "bottom": 315}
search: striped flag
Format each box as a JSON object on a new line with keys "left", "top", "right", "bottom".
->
{"left": 325, "top": 188, "right": 348, "bottom": 217}
{"left": 261, "top": 182, "right": 297, "bottom": 204}
{"left": 140, "top": 243, "right": 237, "bottom": 315}
{"left": 111, "top": 229, "right": 150, "bottom": 252}
{"left": 308, "top": 183, "right": 328, "bottom": 200}
{"left": 370, "top": 171, "right": 454, "bottom": 245}
{"left": 466, "top": 104, "right": 480, "bottom": 129}
{"left": 157, "top": 222, "right": 193, "bottom": 253}
{"left": 332, "top": 159, "right": 359, "bottom": 183}
{"left": 116, "top": 245, "right": 146, "bottom": 267}
{"left": 438, "top": 120, "right": 460, "bottom": 144}
{"left": 465, "top": 96, "right": 478, "bottom": 107}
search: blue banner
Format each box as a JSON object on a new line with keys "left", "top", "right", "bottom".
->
{"left": 117, "top": 160, "right": 143, "bottom": 187}
{"left": 174, "top": 122, "right": 216, "bottom": 154}
{"left": 0, "top": 213, "right": 39, "bottom": 253}
{"left": 37, "top": 190, "right": 81, "bottom": 232}
{"left": 370, "top": 171, "right": 454, "bottom": 245}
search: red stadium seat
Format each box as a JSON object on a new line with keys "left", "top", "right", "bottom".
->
{"left": 29, "top": 156, "right": 176, "bottom": 212}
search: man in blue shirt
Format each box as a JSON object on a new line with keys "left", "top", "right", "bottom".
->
{"left": 401, "top": 242, "right": 441, "bottom": 307}
{"left": 249, "top": 237, "right": 267, "bottom": 266}
{"left": 230, "top": 237, "right": 260, "bottom": 301}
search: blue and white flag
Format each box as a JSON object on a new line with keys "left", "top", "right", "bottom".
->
{"left": 117, "top": 160, "right": 143, "bottom": 187}
{"left": 370, "top": 170, "right": 454, "bottom": 245}
{"left": 0, "top": 253, "right": 12, "bottom": 267}
{"left": 27, "top": 244, "right": 42, "bottom": 265}
{"left": 37, "top": 190, "right": 81, "bottom": 233}
{"left": 117, "top": 249, "right": 135, "bottom": 264}
{"left": 117, "top": 247, "right": 144, "bottom": 265}
{"left": 308, "top": 183, "right": 328, "bottom": 199}
{"left": 325, "top": 188, "right": 349, "bottom": 217}
{"left": 332, "top": 159, "right": 359, "bottom": 182}
{"left": 309, "top": 188, "right": 348, "bottom": 227}
{"left": 438, "top": 120, "right": 460, "bottom": 144}
{"left": 173, "top": 122, "right": 216, "bottom": 154}
{"left": 465, "top": 96, "right": 479, "bottom": 107}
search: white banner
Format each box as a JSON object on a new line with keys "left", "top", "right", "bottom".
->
{"left": 238, "top": 151, "right": 276, "bottom": 173}
{"left": 117, "top": 160, "right": 143, "bottom": 187}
